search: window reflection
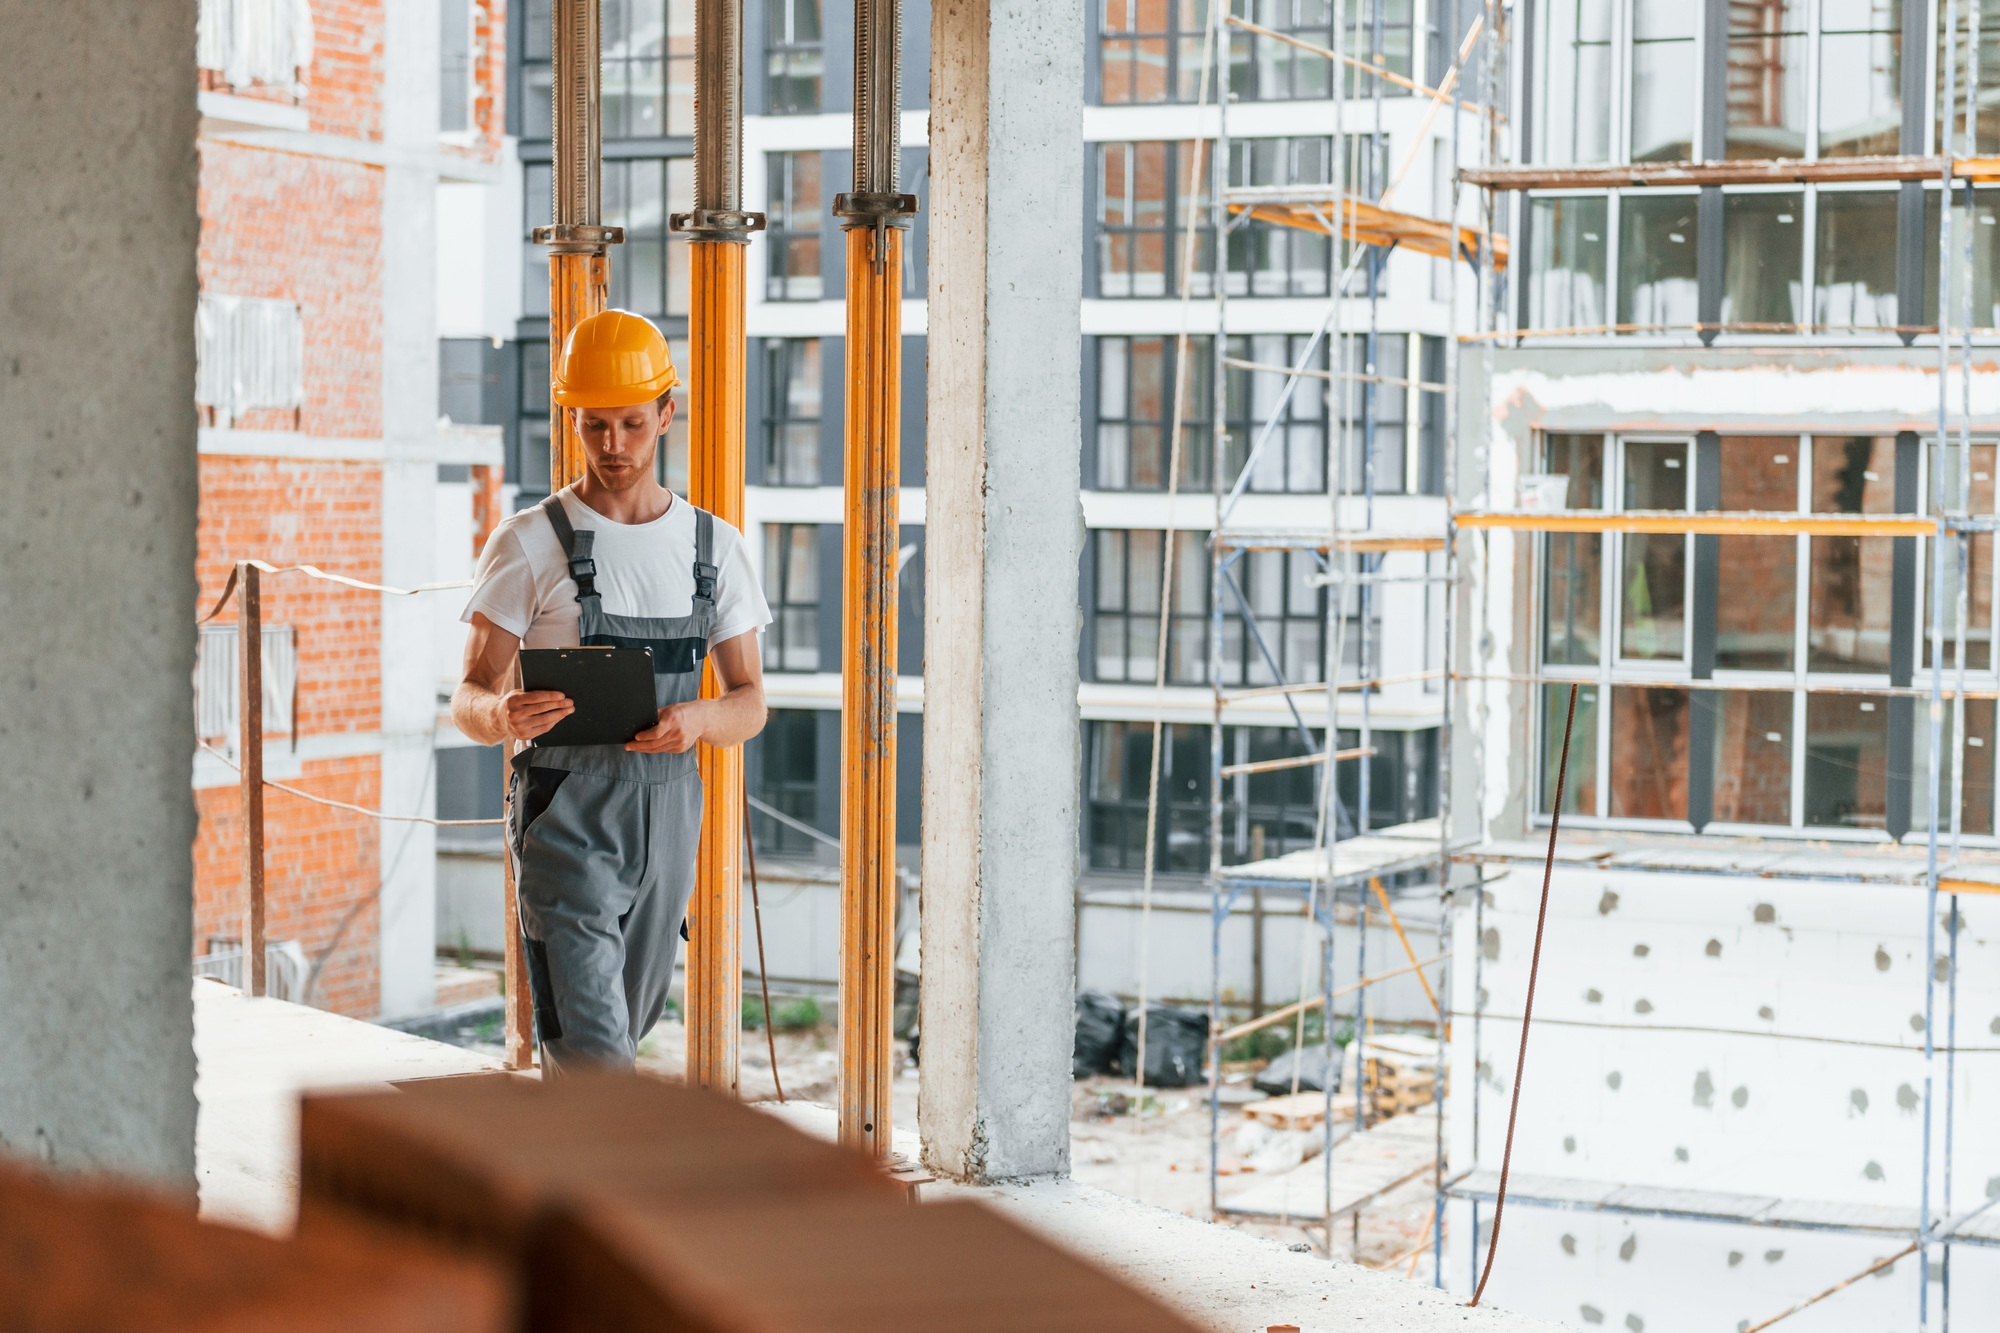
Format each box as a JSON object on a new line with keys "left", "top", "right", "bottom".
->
{"left": 1711, "top": 690, "right": 1794, "bottom": 825}
{"left": 1722, "top": 192, "right": 1803, "bottom": 329}
{"left": 1610, "top": 686, "right": 1688, "bottom": 819}
{"left": 1541, "top": 682, "right": 1598, "bottom": 816}
{"left": 1716, "top": 437, "right": 1798, "bottom": 670}
{"left": 1630, "top": 1, "right": 1697, "bottom": 163}
{"left": 1533, "top": 0, "right": 1613, "bottom": 166}
{"left": 1804, "top": 692, "right": 1889, "bottom": 829}
{"left": 1923, "top": 188, "right": 2000, "bottom": 327}
{"left": 1542, "top": 433, "right": 1604, "bottom": 666}
{"left": 1819, "top": 0, "right": 1902, "bottom": 158}
{"left": 1619, "top": 195, "right": 1699, "bottom": 330}
{"left": 1808, "top": 435, "right": 1899, "bottom": 673}
{"left": 1924, "top": 442, "right": 1995, "bottom": 671}
{"left": 1528, "top": 196, "right": 1608, "bottom": 331}
{"left": 1912, "top": 698, "right": 1998, "bottom": 835}
{"left": 1815, "top": 191, "right": 1899, "bottom": 330}
{"left": 1725, "top": 0, "right": 1808, "bottom": 160}
{"left": 1620, "top": 440, "right": 1688, "bottom": 661}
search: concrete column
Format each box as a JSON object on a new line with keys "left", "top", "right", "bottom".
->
{"left": 919, "top": 0, "right": 1084, "bottom": 1182}
{"left": 0, "top": 0, "right": 200, "bottom": 1186}
{"left": 378, "top": 0, "right": 444, "bottom": 1019}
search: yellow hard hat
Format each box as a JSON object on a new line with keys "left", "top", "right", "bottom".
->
{"left": 552, "top": 309, "right": 680, "bottom": 407}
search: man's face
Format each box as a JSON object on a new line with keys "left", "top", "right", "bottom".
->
{"left": 574, "top": 397, "right": 673, "bottom": 491}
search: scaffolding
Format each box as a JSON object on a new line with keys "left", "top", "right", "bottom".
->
{"left": 1145, "top": 3, "right": 2000, "bottom": 1323}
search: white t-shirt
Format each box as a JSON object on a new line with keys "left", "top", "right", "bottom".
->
{"left": 462, "top": 488, "right": 770, "bottom": 650}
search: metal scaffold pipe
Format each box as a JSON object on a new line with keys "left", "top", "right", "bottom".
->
{"left": 521, "top": 0, "right": 623, "bottom": 1070}
{"left": 835, "top": 0, "right": 916, "bottom": 1160}
{"left": 674, "top": 0, "right": 764, "bottom": 1096}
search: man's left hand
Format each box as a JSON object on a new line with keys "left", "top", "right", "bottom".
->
{"left": 627, "top": 701, "right": 704, "bottom": 753}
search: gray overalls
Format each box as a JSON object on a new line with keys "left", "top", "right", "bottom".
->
{"left": 508, "top": 492, "right": 717, "bottom": 1073}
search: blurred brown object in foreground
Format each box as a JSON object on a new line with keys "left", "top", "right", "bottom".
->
{"left": 0, "top": 1158, "right": 509, "bottom": 1333}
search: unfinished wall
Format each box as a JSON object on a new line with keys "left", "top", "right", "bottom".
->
{"left": 1443, "top": 859, "right": 2000, "bottom": 1330}
{"left": 0, "top": 0, "right": 201, "bottom": 1185}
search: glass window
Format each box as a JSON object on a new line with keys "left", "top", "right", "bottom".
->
{"left": 1092, "top": 529, "right": 1207, "bottom": 683}
{"left": 1723, "top": 192, "right": 1803, "bottom": 330}
{"left": 1804, "top": 692, "right": 1889, "bottom": 829}
{"left": 762, "top": 339, "right": 821, "bottom": 485}
{"left": 440, "top": 0, "right": 473, "bottom": 133}
{"left": 1338, "top": 0, "right": 1413, "bottom": 98}
{"left": 1527, "top": 195, "right": 1608, "bottom": 331}
{"left": 1710, "top": 690, "right": 1794, "bottom": 825}
{"left": 603, "top": 157, "right": 685, "bottom": 319}
{"left": 1331, "top": 333, "right": 1400, "bottom": 496}
{"left": 1935, "top": 2, "right": 2000, "bottom": 155}
{"left": 1814, "top": 190, "right": 1900, "bottom": 331}
{"left": 1912, "top": 698, "right": 1998, "bottom": 836}
{"left": 750, "top": 709, "right": 823, "bottom": 852}
{"left": 1609, "top": 686, "right": 1689, "bottom": 819}
{"left": 1223, "top": 549, "right": 1328, "bottom": 686}
{"left": 1630, "top": 0, "right": 1698, "bottom": 163}
{"left": 1540, "top": 681, "right": 1599, "bottom": 815}
{"left": 1096, "top": 141, "right": 1214, "bottom": 298}
{"left": 1533, "top": 0, "right": 1614, "bottom": 165}
{"left": 1228, "top": 138, "right": 1333, "bottom": 297}
{"left": 766, "top": 151, "right": 823, "bottom": 301}
{"left": 1923, "top": 187, "right": 2000, "bottom": 328}
{"left": 1819, "top": 0, "right": 1903, "bottom": 158}
{"left": 1724, "top": 0, "right": 1807, "bottom": 160}
{"left": 1231, "top": 0, "right": 1337, "bottom": 102}
{"left": 1102, "top": 0, "right": 1213, "bottom": 105}
{"left": 1234, "top": 332, "right": 1331, "bottom": 495}
{"left": 1094, "top": 335, "right": 1211, "bottom": 491}
{"left": 1084, "top": 721, "right": 1217, "bottom": 872}
{"left": 1808, "top": 435, "right": 1898, "bottom": 674}
{"left": 1715, "top": 437, "right": 1799, "bottom": 671}
{"left": 1925, "top": 442, "right": 1995, "bottom": 671}
{"left": 766, "top": 0, "right": 822, "bottom": 114}
{"left": 1620, "top": 439, "right": 1689, "bottom": 661}
{"left": 1542, "top": 434, "right": 1605, "bottom": 666}
{"left": 762, "top": 523, "right": 819, "bottom": 672}
{"left": 1619, "top": 195, "right": 1700, "bottom": 330}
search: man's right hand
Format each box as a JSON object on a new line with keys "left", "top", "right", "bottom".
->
{"left": 503, "top": 689, "right": 574, "bottom": 740}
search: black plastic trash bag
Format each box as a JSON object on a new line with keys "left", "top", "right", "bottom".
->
{"left": 1115, "top": 1004, "right": 1210, "bottom": 1088}
{"left": 1253, "top": 1044, "right": 1341, "bottom": 1096}
{"left": 1073, "top": 990, "right": 1126, "bottom": 1078}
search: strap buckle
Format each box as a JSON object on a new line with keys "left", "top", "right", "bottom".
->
{"left": 693, "top": 560, "right": 718, "bottom": 604}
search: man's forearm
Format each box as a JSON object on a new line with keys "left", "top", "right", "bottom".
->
{"left": 451, "top": 682, "right": 510, "bottom": 747}
{"left": 695, "top": 685, "right": 766, "bottom": 748}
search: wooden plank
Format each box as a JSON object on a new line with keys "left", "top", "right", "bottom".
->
{"left": 1456, "top": 509, "right": 1936, "bottom": 537}
{"left": 1461, "top": 155, "right": 1946, "bottom": 189}
{"left": 1245, "top": 1091, "right": 1355, "bottom": 1132}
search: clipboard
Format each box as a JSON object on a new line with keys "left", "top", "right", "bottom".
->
{"left": 518, "top": 647, "right": 659, "bottom": 747}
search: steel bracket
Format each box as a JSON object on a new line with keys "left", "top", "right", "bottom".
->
{"left": 531, "top": 223, "right": 625, "bottom": 254}
{"left": 669, "top": 208, "right": 768, "bottom": 242}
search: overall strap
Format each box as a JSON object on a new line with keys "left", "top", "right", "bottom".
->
{"left": 692, "top": 507, "right": 718, "bottom": 609}
{"left": 539, "top": 493, "right": 599, "bottom": 610}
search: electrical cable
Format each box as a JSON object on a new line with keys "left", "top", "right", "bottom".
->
{"left": 743, "top": 795, "right": 784, "bottom": 1102}
{"left": 198, "top": 741, "right": 503, "bottom": 826}
{"left": 1467, "top": 680, "right": 1576, "bottom": 1308}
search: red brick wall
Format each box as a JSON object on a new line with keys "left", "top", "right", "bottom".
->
{"left": 197, "top": 143, "right": 383, "bottom": 437}
{"left": 306, "top": 0, "right": 386, "bottom": 142}
{"left": 193, "top": 757, "right": 383, "bottom": 1016}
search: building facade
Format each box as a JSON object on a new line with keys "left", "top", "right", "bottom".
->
{"left": 469, "top": 1, "right": 1461, "bottom": 993}
{"left": 193, "top": 0, "right": 510, "bottom": 1019}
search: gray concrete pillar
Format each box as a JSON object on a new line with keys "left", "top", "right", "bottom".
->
{"left": 0, "top": 0, "right": 201, "bottom": 1187}
{"left": 919, "top": 0, "right": 1084, "bottom": 1182}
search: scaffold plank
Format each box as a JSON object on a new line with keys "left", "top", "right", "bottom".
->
{"left": 1454, "top": 510, "right": 1936, "bottom": 537}
{"left": 1225, "top": 192, "right": 1510, "bottom": 270}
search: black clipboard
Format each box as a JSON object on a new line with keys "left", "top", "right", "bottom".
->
{"left": 518, "top": 647, "right": 659, "bottom": 747}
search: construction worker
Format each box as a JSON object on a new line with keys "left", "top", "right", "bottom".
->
{"left": 452, "top": 309, "right": 769, "bottom": 1073}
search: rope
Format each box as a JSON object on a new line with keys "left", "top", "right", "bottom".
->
{"left": 743, "top": 797, "right": 785, "bottom": 1101}
{"left": 1468, "top": 679, "right": 1576, "bottom": 1308}
{"left": 198, "top": 741, "right": 504, "bottom": 826}
{"left": 198, "top": 560, "right": 472, "bottom": 625}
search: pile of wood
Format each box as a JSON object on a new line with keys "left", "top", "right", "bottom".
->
{"left": 1362, "top": 1035, "right": 1444, "bottom": 1120}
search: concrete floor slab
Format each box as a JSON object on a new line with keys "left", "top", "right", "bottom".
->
{"left": 193, "top": 978, "right": 503, "bottom": 1232}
